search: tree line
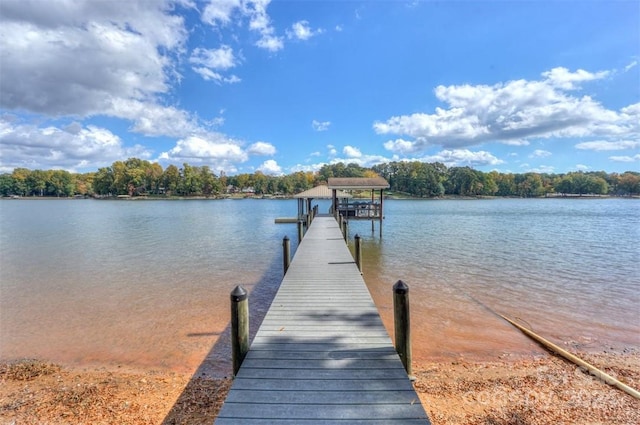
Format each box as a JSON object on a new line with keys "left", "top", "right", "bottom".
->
{"left": 1, "top": 158, "right": 638, "bottom": 198}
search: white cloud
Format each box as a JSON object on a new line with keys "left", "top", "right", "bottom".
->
{"left": 575, "top": 140, "right": 640, "bottom": 151}
{"left": 609, "top": 154, "right": 640, "bottom": 163}
{"left": 312, "top": 120, "right": 331, "bottom": 131}
{"left": 108, "top": 99, "right": 200, "bottom": 138}
{"left": 343, "top": 146, "right": 362, "bottom": 158}
{"left": 245, "top": 0, "right": 283, "bottom": 52}
{"left": 575, "top": 164, "right": 590, "bottom": 171}
{"left": 159, "top": 135, "right": 248, "bottom": 171}
{"left": 624, "top": 60, "right": 638, "bottom": 73}
{"left": 0, "top": 117, "right": 150, "bottom": 172}
{"left": 200, "top": 0, "right": 283, "bottom": 51}
{"left": 383, "top": 138, "right": 419, "bottom": 154}
{"left": 525, "top": 165, "right": 556, "bottom": 173}
{"left": 421, "top": 149, "right": 504, "bottom": 167}
{"left": 190, "top": 45, "right": 237, "bottom": 70}
{"left": 289, "top": 162, "right": 326, "bottom": 173}
{"left": 258, "top": 159, "right": 282, "bottom": 175}
{"left": 248, "top": 141, "right": 276, "bottom": 155}
{"left": 255, "top": 34, "right": 284, "bottom": 52}
{"left": 376, "top": 67, "right": 637, "bottom": 154}
{"left": 287, "top": 20, "right": 323, "bottom": 40}
{"left": 0, "top": 0, "right": 187, "bottom": 117}
{"left": 530, "top": 149, "right": 552, "bottom": 158}
{"left": 335, "top": 25, "right": 343, "bottom": 32}
{"left": 202, "top": 0, "right": 242, "bottom": 26}
{"left": 190, "top": 45, "right": 241, "bottom": 83}
{"left": 192, "top": 67, "right": 241, "bottom": 84}
{"left": 542, "top": 67, "right": 610, "bottom": 90}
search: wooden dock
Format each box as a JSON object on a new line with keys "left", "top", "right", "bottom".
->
{"left": 215, "top": 216, "right": 430, "bottom": 424}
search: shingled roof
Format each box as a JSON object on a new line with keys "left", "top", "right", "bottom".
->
{"left": 327, "top": 177, "right": 390, "bottom": 190}
{"left": 293, "top": 185, "right": 351, "bottom": 199}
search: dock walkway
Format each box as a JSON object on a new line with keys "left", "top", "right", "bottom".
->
{"left": 215, "top": 216, "right": 430, "bottom": 424}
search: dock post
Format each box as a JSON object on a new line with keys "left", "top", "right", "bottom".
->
{"left": 297, "top": 220, "right": 304, "bottom": 243}
{"left": 230, "top": 285, "right": 249, "bottom": 377}
{"left": 343, "top": 219, "right": 348, "bottom": 241}
{"left": 355, "top": 234, "right": 362, "bottom": 274}
{"left": 393, "top": 280, "right": 412, "bottom": 377}
{"left": 282, "top": 236, "right": 290, "bottom": 275}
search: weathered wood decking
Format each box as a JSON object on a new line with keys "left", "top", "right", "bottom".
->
{"left": 215, "top": 216, "right": 430, "bottom": 424}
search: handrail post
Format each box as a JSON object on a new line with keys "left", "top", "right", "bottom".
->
{"left": 297, "top": 220, "right": 304, "bottom": 243}
{"left": 230, "top": 285, "right": 249, "bottom": 377}
{"left": 355, "top": 234, "right": 362, "bottom": 274}
{"left": 393, "top": 280, "right": 413, "bottom": 378}
{"left": 282, "top": 235, "right": 290, "bottom": 275}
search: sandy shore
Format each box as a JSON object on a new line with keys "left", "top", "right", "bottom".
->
{"left": 1, "top": 350, "right": 638, "bottom": 425}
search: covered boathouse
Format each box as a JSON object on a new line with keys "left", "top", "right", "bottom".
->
{"left": 328, "top": 177, "right": 390, "bottom": 236}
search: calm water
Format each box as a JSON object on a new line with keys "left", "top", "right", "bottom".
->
{"left": 1, "top": 198, "right": 638, "bottom": 375}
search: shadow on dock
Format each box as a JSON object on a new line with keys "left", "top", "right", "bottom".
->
{"left": 160, "top": 235, "right": 298, "bottom": 424}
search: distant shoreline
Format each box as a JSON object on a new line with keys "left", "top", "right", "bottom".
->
{"left": 3, "top": 193, "right": 639, "bottom": 201}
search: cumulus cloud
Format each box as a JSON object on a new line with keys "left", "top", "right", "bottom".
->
{"left": 201, "top": 0, "right": 283, "bottom": 51}
{"left": 383, "top": 138, "right": 420, "bottom": 154}
{"left": 0, "top": 0, "right": 186, "bottom": 117}
{"left": 421, "top": 149, "right": 504, "bottom": 167}
{"left": 190, "top": 45, "right": 241, "bottom": 83}
{"left": 542, "top": 67, "right": 610, "bottom": 90}
{"left": 258, "top": 159, "right": 282, "bottom": 175}
{"left": 375, "top": 67, "right": 638, "bottom": 154}
{"left": 248, "top": 141, "right": 276, "bottom": 155}
{"left": 0, "top": 117, "right": 150, "bottom": 172}
{"left": 530, "top": 149, "right": 552, "bottom": 158}
{"left": 312, "top": 120, "right": 331, "bottom": 131}
{"left": 575, "top": 140, "right": 640, "bottom": 151}
{"left": 159, "top": 135, "right": 248, "bottom": 169}
{"left": 343, "top": 145, "right": 362, "bottom": 158}
{"left": 202, "top": 0, "right": 242, "bottom": 26}
{"left": 287, "top": 20, "right": 323, "bottom": 40}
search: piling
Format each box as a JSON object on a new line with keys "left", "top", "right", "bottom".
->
{"left": 342, "top": 218, "right": 348, "bottom": 241}
{"left": 297, "top": 220, "right": 304, "bottom": 243}
{"left": 393, "top": 280, "right": 412, "bottom": 377}
{"left": 354, "top": 234, "right": 362, "bottom": 274}
{"left": 230, "top": 285, "right": 249, "bottom": 377}
{"left": 282, "top": 235, "right": 290, "bottom": 275}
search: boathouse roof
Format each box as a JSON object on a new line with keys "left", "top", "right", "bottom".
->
{"left": 327, "top": 177, "right": 390, "bottom": 190}
{"left": 293, "top": 184, "right": 351, "bottom": 199}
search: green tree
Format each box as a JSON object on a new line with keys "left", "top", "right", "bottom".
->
{"left": 163, "top": 164, "right": 180, "bottom": 195}
{"left": 0, "top": 174, "right": 14, "bottom": 196}
{"left": 11, "top": 168, "right": 31, "bottom": 196}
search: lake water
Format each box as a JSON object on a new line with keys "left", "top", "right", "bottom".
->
{"left": 1, "top": 198, "right": 638, "bottom": 375}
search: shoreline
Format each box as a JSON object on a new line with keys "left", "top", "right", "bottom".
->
{"left": 2, "top": 351, "right": 638, "bottom": 424}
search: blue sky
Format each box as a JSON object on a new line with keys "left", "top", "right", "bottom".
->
{"left": 0, "top": 0, "right": 638, "bottom": 175}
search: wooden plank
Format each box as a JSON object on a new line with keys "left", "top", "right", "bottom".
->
{"left": 216, "top": 419, "right": 428, "bottom": 425}
{"left": 224, "top": 389, "right": 420, "bottom": 404}
{"left": 237, "top": 358, "right": 404, "bottom": 370}
{"left": 217, "top": 403, "right": 427, "bottom": 420}
{"left": 229, "top": 377, "right": 416, "bottom": 392}
{"left": 214, "top": 217, "right": 430, "bottom": 424}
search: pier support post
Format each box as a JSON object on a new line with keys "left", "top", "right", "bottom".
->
{"left": 342, "top": 219, "right": 348, "bottom": 241}
{"left": 355, "top": 234, "right": 362, "bottom": 274}
{"left": 282, "top": 235, "right": 290, "bottom": 275}
{"left": 297, "top": 220, "right": 304, "bottom": 243}
{"left": 393, "top": 280, "right": 413, "bottom": 377}
{"left": 231, "top": 285, "right": 249, "bottom": 377}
